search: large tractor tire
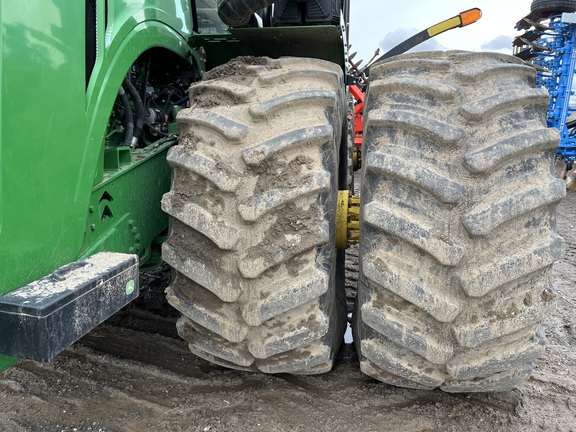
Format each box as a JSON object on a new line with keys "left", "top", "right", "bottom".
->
{"left": 162, "top": 57, "right": 347, "bottom": 374}
{"left": 531, "top": 0, "right": 576, "bottom": 15}
{"left": 353, "top": 51, "right": 565, "bottom": 392}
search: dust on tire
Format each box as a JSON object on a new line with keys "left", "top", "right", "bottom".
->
{"left": 353, "top": 51, "right": 565, "bottom": 392}
{"left": 161, "top": 56, "right": 348, "bottom": 374}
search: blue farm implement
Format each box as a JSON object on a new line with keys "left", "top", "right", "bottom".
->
{"left": 514, "top": 0, "right": 576, "bottom": 187}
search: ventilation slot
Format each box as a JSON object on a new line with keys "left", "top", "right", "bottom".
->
{"left": 86, "top": 0, "right": 97, "bottom": 90}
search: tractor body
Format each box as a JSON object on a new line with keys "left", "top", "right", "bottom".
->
{"left": 0, "top": 1, "right": 563, "bottom": 394}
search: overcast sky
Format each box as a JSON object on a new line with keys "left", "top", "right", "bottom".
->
{"left": 348, "top": 0, "right": 531, "bottom": 65}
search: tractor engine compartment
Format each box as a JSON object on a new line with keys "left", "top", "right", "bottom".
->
{"left": 106, "top": 50, "right": 200, "bottom": 150}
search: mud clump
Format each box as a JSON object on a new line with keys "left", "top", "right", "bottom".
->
{"left": 253, "top": 155, "right": 315, "bottom": 195}
{"left": 203, "top": 56, "right": 269, "bottom": 82}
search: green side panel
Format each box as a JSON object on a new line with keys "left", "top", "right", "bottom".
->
{"left": 191, "top": 26, "right": 346, "bottom": 70}
{"left": 0, "top": 0, "right": 193, "bottom": 297}
{"left": 0, "top": 1, "right": 87, "bottom": 293}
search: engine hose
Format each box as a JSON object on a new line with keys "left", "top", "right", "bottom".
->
{"left": 118, "top": 86, "right": 134, "bottom": 148}
{"left": 123, "top": 77, "right": 145, "bottom": 147}
{"left": 218, "top": 0, "right": 276, "bottom": 27}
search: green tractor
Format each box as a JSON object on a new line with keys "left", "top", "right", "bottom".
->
{"left": 0, "top": 0, "right": 565, "bottom": 392}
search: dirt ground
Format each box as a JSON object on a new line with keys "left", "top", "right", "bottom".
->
{"left": 1, "top": 188, "right": 575, "bottom": 432}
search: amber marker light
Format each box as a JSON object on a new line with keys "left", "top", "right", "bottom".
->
{"left": 460, "top": 8, "right": 482, "bottom": 27}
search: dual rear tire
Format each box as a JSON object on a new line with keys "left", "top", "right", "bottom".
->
{"left": 163, "top": 52, "right": 563, "bottom": 391}
{"left": 354, "top": 51, "right": 564, "bottom": 392}
{"left": 161, "top": 57, "right": 347, "bottom": 374}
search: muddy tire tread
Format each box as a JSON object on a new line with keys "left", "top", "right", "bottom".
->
{"left": 162, "top": 57, "right": 347, "bottom": 374}
{"left": 354, "top": 51, "right": 564, "bottom": 392}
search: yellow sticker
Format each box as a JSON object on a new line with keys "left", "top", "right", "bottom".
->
{"left": 427, "top": 17, "right": 461, "bottom": 37}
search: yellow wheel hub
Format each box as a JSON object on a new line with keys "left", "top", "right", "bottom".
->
{"left": 336, "top": 190, "right": 360, "bottom": 249}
